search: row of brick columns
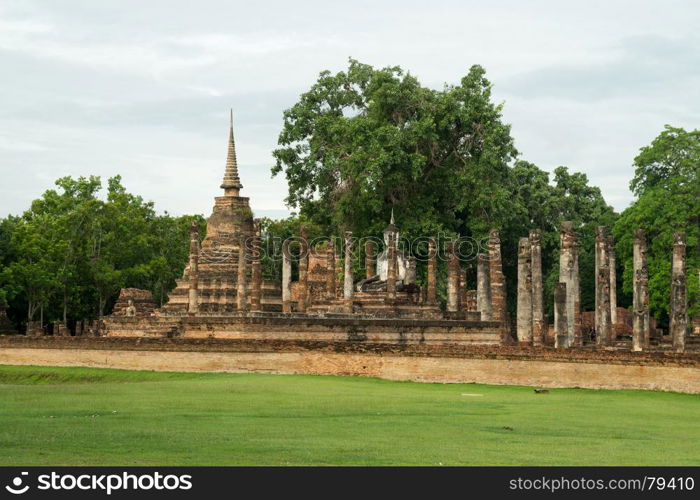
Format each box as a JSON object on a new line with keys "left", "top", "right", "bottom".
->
{"left": 550, "top": 225, "right": 688, "bottom": 352}
{"left": 278, "top": 227, "right": 505, "bottom": 332}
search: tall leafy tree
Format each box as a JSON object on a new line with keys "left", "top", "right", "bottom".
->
{"left": 614, "top": 126, "right": 699, "bottom": 326}
{"left": 272, "top": 59, "right": 517, "bottom": 240}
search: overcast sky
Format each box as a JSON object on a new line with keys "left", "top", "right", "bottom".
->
{"left": 1, "top": 0, "right": 698, "bottom": 219}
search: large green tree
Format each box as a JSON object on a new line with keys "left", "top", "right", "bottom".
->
{"left": 614, "top": 126, "right": 699, "bottom": 326}
{"left": 272, "top": 59, "right": 517, "bottom": 240}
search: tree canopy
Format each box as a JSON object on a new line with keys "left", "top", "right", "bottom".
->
{"left": 272, "top": 59, "right": 517, "bottom": 239}
{"left": 0, "top": 176, "right": 204, "bottom": 332}
{"left": 614, "top": 126, "right": 699, "bottom": 325}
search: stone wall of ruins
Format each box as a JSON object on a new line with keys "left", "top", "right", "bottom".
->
{"left": 2, "top": 337, "right": 699, "bottom": 393}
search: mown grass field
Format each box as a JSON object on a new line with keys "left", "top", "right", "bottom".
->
{"left": 0, "top": 364, "right": 698, "bottom": 466}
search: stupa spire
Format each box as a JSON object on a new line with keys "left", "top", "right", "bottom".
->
{"left": 221, "top": 109, "right": 243, "bottom": 196}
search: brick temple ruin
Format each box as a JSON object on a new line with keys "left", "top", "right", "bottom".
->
{"left": 103, "top": 114, "right": 503, "bottom": 345}
{"left": 100, "top": 113, "right": 697, "bottom": 354}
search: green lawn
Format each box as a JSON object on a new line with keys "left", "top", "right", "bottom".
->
{"left": 0, "top": 364, "right": 698, "bottom": 466}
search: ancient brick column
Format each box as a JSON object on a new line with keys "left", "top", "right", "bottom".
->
{"left": 595, "top": 226, "right": 613, "bottom": 345}
{"left": 187, "top": 221, "right": 199, "bottom": 314}
{"left": 476, "top": 253, "right": 492, "bottom": 321}
{"left": 343, "top": 231, "right": 354, "bottom": 313}
{"left": 386, "top": 232, "right": 397, "bottom": 302}
{"left": 670, "top": 232, "right": 688, "bottom": 353}
{"left": 632, "top": 229, "right": 649, "bottom": 351}
{"left": 250, "top": 220, "right": 262, "bottom": 312}
{"left": 446, "top": 241, "right": 459, "bottom": 313}
{"left": 236, "top": 236, "right": 248, "bottom": 312}
{"left": 517, "top": 237, "right": 533, "bottom": 345}
{"left": 554, "top": 282, "right": 568, "bottom": 349}
{"left": 558, "top": 222, "right": 580, "bottom": 347}
{"left": 488, "top": 229, "right": 508, "bottom": 341}
{"left": 365, "top": 240, "right": 375, "bottom": 279}
{"left": 529, "top": 229, "right": 544, "bottom": 346}
{"left": 281, "top": 239, "right": 292, "bottom": 313}
{"left": 427, "top": 237, "right": 437, "bottom": 304}
{"left": 326, "top": 239, "right": 336, "bottom": 299}
{"left": 297, "top": 226, "right": 309, "bottom": 313}
{"left": 596, "top": 262, "right": 612, "bottom": 347}
{"left": 608, "top": 235, "right": 617, "bottom": 327}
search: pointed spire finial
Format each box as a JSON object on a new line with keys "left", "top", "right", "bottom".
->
{"left": 390, "top": 207, "right": 395, "bottom": 225}
{"left": 221, "top": 109, "right": 243, "bottom": 196}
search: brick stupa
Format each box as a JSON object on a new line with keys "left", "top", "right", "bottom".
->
{"left": 160, "top": 111, "right": 266, "bottom": 315}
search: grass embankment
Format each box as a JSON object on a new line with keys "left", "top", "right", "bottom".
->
{"left": 0, "top": 364, "right": 697, "bottom": 465}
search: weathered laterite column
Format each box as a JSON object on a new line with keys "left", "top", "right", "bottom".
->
{"left": 386, "top": 233, "right": 397, "bottom": 302}
{"left": 596, "top": 262, "right": 612, "bottom": 347}
{"left": 554, "top": 282, "right": 568, "bottom": 349}
{"left": 632, "top": 229, "right": 649, "bottom": 351}
{"left": 297, "top": 226, "right": 309, "bottom": 313}
{"left": 595, "top": 226, "right": 611, "bottom": 344}
{"left": 250, "top": 220, "right": 262, "bottom": 312}
{"left": 427, "top": 237, "right": 437, "bottom": 304}
{"left": 670, "top": 232, "right": 688, "bottom": 353}
{"left": 187, "top": 221, "right": 199, "bottom": 315}
{"left": 281, "top": 239, "right": 292, "bottom": 313}
{"left": 476, "top": 253, "right": 492, "bottom": 321}
{"left": 529, "top": 229, "right": 544, "bottom": 346}
{"left": 343, "top": 231, "right": 354, "bottom": 313}
{"left": 236, "top": 236, "right": 248, "bottom": 312}
{"left": 608, "top": 235, "right": 617, "bottom": 327}
{"left": 326, "top": 239, "right": 336, "bottom": 299}
{"left": 446, "top": 241, "right": 459, "bottom": 313}
{"left": 517, "top": 237, "right": 533, "bottom": 345}
{"left": 558, "top": 222, "right": 580, "bottom": 347}
{"left": 365, "top": 240, "right": 375, "bottom": 279}
{"left": 488, "top": 229, "right": 508, "bottom": 342}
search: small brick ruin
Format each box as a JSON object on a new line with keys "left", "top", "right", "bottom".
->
{"left": 111, "top": 288, "right": 156, "bottom": 317}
